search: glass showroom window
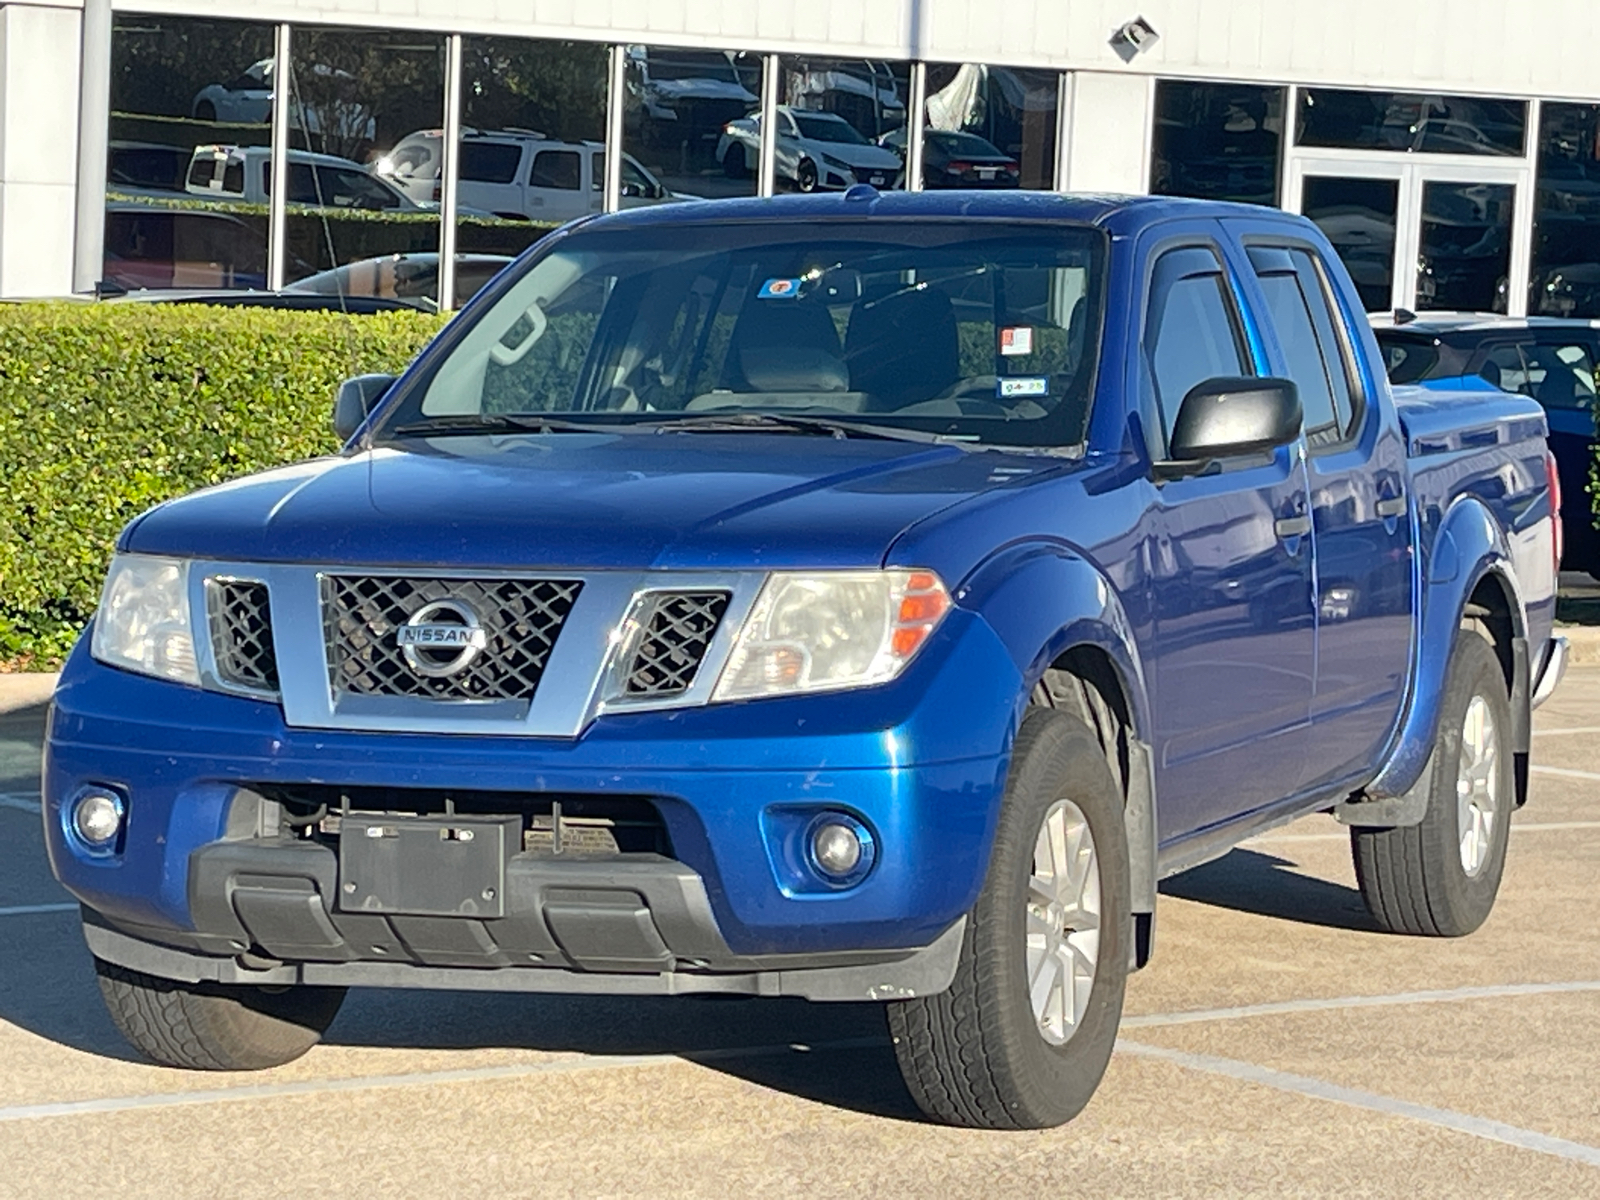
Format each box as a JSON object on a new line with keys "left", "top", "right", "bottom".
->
{"left": 422, "top": 36, "right": 610, "bottom": 307}
{"left": 1150, "top": 81, "right": 1285, "bottom": 206}
{"left": 104, "top": 14, "right": 275, "bottom": 293}
{"left": 918, "top": 64, "right": 1060, "bottom": 191}
{"left": 1296, "top": 89, "right": 1527, "bottom": 156}
{"left": 279, "top": 27, "right": 445, "bottom": 307}
{"left": 1531, "top": 102, "right": 1600, "bottom": 318}
{"left": 774, "top": 57, "right": 911, "bottom": 192}
{"left": 624, "top": 45, "right": 762, "bottom": 203}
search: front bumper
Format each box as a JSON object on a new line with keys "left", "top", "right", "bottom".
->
{"left": 45, "top": 608, "right": 1020, "bottom": 991}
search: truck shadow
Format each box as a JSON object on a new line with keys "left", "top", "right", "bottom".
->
{"left": 1160, "top": 847, "right": 1380, "bottom": 932}
{"left": 0, "top": 911, "right": 923, "bottom": 1118}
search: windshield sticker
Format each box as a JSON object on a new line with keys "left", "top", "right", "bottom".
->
{"left": 999, "top": 327, "right": 1033, "bottom": 356}
{"left": 998, "top": 377, "right": 1049, "bottom": 399}
{"left": 757, "top": 278, "right": 803, "bottom": 300}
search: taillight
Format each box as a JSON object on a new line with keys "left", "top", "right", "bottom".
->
{"left": 432, "top": 179, "right": 442, "bottom": 201}
{"left": 946, "top": 161, "right": 972, "bottom": 174}
{"left": 1546, "top": 449, "right": 1563, "bottom": 571}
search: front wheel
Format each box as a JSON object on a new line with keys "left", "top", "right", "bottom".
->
{"left": 795, "top": 159, "right": 819, "bottom": 193}
{"left": 1351, "top": 631, "right": 1513, "bottom": 936}
{"left": 95, "top": 957, "right": 346, "bottom": 1070}
{"left": 888, "top": 707, "right": 1130, "bottom": 1129}
{"left": 722, "top": 144, "right": 749, "bottom": 180}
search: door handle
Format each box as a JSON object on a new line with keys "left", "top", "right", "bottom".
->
{"left": 1275, "top": 515, "right": 1312, "bottom": 539}
{"left": 1376, "top": 495, "right": 1407, "bottom": 519}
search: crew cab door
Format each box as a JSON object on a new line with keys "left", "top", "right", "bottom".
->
{"left": 1231, "top": 227, "right": 1416, "bottom": 788}
{"left": 1137, "top": 233, "right": 1317, "bottom": 839}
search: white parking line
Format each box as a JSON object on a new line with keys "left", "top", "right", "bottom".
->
{"left": 0, "top": 903, "right": 76, "bottom": 917}
{"left": 1117, "top": 1040, "right": 1600, "bottom": 1168}
{"left": 0, "top": 1037, "right": 884, "bottom": 1124}
{"left": 1248, "top": 820, "right": 1600, "bottom": 846}
{"left": 1532, "top": 726, "right": 1600, "bottom": 737}
{"left": 1531, "top": 765, "right": 1600, "bottom": 783}
{"left": 0, "top": 794, "right": 39, "bottom": 814}
{"left": 1123, "top": 980, "right": 1600, "bottom": 1029}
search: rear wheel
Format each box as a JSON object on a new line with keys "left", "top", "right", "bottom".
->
{"left": 94, "top": 957, "right": 346, "bottom": 1070}
{"left": 888, "top": 707, "right": 1130, "bottom": 1129}
{"left": 1351, "top": 632, "right": 1513, "bottom": 936}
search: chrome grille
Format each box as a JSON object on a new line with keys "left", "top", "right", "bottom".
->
{"left": 206, "top": 579, "right": 279, "bottom": 693}
{"left": 623, "top": 591, "right": 730, "bottom": 696}
{"left": 322, "top": 575, "right": 582, "bottom": 701}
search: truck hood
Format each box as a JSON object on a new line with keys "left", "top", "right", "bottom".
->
{"left": 124, "top": 433, "right": 1057, "bottom": 570}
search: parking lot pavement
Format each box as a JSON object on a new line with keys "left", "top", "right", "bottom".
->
{"left": 1, "top": 673, "right": 1598, "bottom": 1197}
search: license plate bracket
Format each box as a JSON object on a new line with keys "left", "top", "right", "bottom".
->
{"left": 337, "top": 813, "right": 519, "bottom": 917}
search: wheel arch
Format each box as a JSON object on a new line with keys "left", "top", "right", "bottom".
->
{"left": 958, "top": 543, "right": 1158, "bottom": 961}
{"left": 1364, "top": 494, "right": 1531, "bottom": 807}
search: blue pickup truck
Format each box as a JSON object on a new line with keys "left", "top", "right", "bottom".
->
{"left": 46, "top": 191, "right": 1565, "bottom": 1129}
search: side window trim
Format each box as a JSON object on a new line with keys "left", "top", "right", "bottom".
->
{"left": 1241, "top": 234, "right": 1370, "bottom": 454}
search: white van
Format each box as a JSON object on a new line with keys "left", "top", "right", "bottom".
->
{"left": 377, "top": 129, "right": 684, "bottom": 223}
{"left": 186, "top": 145, "right": 423, "bottom": 211}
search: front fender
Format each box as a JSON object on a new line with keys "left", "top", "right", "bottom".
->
{"left": 957, "top": 542, "right": 1158, "bottom": 920}
{"left": 1365, "top": 495, "right": 1523, "bottom": 803}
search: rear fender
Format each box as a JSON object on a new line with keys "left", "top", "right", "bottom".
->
{"left": 958, "top": 543, "right": 1157, "bottom": 921}
{"left": 1363, "top": 496, "right": 1525, "bottom": 807}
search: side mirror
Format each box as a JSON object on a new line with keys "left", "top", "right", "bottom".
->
{"left": 1165, "top": 376, "right": 1301, "bottom": 466}
{"left": 333, "top": 373, "right": 396, "bottom": 441}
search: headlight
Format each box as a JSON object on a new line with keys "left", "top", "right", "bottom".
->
{"left": 713, "top": 570, "right": 950, "bottom": 702}
{"left": 90, "top": 553, "right": 199, "bottom": 685}
{"left": 821, "top": 154, "right": 853, "bottom": 173}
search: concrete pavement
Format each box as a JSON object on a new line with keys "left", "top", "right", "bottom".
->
{"left": 0, "top": 671, "right": 1597, "bottom": 1196}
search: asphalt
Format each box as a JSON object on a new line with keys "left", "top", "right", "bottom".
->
{"left": 1, "top": 666, "right": 1597, "bottom": 1196}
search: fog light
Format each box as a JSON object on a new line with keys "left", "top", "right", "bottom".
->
{"left": 812, "top": 822, "right": 862, "bottom": 875}
{"left": 805, "top": 813, "right": 875, "bottom": 886}
{"left": 68, "top": 789, "right": 125, "bottom": 855}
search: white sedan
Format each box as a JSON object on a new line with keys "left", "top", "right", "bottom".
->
{"left": 191, "top": 59, "right": 375, "bottom": 145}
{"left": 717, "top": 106, "right": 903, "bottom": 192}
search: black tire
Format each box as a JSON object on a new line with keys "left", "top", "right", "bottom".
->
{"left": 888, "top": 707, "right": 1131, "bottom": 1129}
{"left": 722, "top": 144, "right": 749, "bottom": 180}
{"left": 94, "top": 957, "right": 346, "bottom": 1070}
{"left": 195, "top": 100, "right": 217, "bottom": 123}
{"left": 1352, "top": 632, "right": 1513, "bottom": 936}
{"left": 796, "top": 159, "right": 819, "bottom": 193}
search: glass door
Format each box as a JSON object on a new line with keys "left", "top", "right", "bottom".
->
{"left": 1287, "top": 154, "right": 1530, "bottom": 314}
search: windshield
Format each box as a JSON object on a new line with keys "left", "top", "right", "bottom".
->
{"left": 378, "top": 220, "right": 1106, "bottom": 448}
{"left": 793, "top": 114, "right": 870, "bottom": 145}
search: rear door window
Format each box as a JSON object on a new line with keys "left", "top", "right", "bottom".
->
{"left": 529, "top": 150, "right": 581, "bottom": 190}
{"left": 1249, "top": 245, "right": 1358, "bottom": 444}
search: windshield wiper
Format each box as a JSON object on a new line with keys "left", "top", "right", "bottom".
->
{"left": 389, "top": 414, "right": 615, "bottom": 437}
{"left": 636, "top": 411, "right": 960, "bottom": 445}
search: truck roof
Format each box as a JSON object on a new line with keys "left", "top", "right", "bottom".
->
{"left": 584, "top": 189, "right": 1313, "bottom": 232}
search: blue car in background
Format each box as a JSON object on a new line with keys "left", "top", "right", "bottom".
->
{"left": 46, "top": 191, "right": 1563, "bottom": 1129}
{"left": 1374, "top": 314, "right": 1599, "bottom": 576}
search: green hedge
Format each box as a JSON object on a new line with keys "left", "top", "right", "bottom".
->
{"left": 0, "top": 303, "right": 447, "bottom": 666}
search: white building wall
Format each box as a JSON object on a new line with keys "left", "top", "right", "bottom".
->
{"left": 1060, "top": 71, "right": 1152, "bottom": 195}
{"left": 115, "top": 0, "right": 1600, "bottom": 102}
{"left": 0, "top": 2, "right": 82, "bottom": 297}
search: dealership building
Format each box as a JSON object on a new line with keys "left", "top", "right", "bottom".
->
{"left": 3, "top": 0, "right": 1600, "bottom": 316}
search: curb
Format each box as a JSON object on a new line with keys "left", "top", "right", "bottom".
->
{"left": 0, "top": 673, "right": 57, "bottom": 716}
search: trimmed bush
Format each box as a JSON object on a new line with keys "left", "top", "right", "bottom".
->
{"left": 0, "top": 302, "right": 447, "bottom": 666}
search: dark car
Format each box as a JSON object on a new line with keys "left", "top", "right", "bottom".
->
{"left": 1373, "top": 313, "right": 1600, "bottom": 575}
{"left": 879, "top": 127, "right": 1019, "bottom": 189}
